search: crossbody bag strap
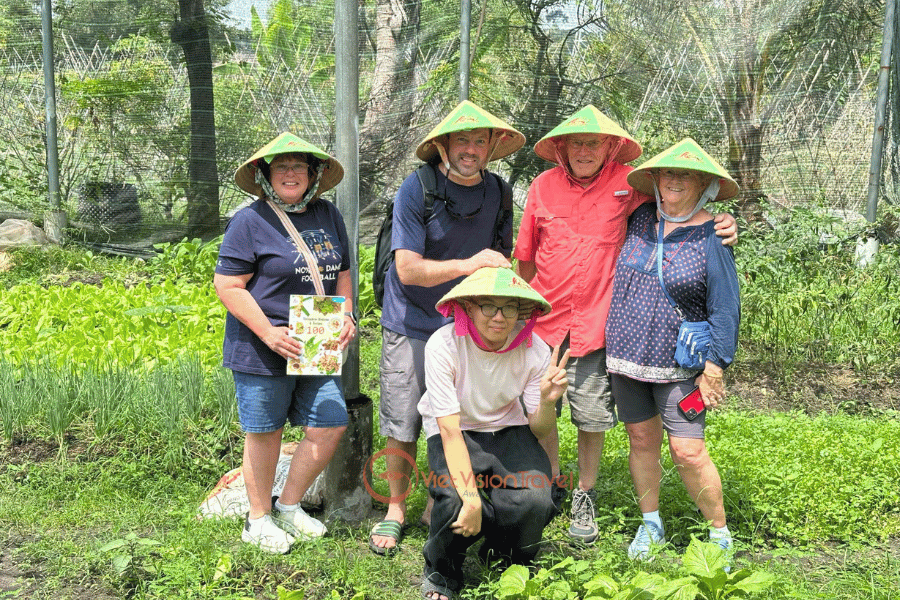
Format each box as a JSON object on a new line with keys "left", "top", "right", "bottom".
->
{"left": 267, "top": 200, "right": 326, "bottom": 296}
{"left": 656, "top": 217, "right": 685, "bottom": 320}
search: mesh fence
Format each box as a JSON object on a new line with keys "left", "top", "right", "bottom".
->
{"left": 0, "top": 0, "right": 896, "bottom": 251}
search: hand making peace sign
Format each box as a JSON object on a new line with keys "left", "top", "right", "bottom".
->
{"left": 540, "top": 345, "right": 570, "bottom": 404}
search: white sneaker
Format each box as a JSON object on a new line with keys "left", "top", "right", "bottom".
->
{"left": 242, "top": 514, "right": 295, "bottom": 554}
{"left": 273, "top": 505, "right": 327, "bottom": 540}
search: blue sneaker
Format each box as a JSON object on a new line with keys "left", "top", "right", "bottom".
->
{"left": 627, "top": 521, "right": 666, "bottom": 560}
{"left": 710, "top": 534, "right": 733, "bottom": 572}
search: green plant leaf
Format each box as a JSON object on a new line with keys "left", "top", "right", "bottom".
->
{"left": 99, "top": 539, "right": 127, "bottom": 552}
{"left": 134, "top": 537, "right": 161, "bottom": 546}
{"left": 497, "top": 564, "right": 530, "bottom": 598}
{"left": 213, "top": 553, "right": 232, "bottom": 581}
{"left": 728, "top": 570, "right": 778, "bottom": 594}
{"left": 584, "top": 573, "right": 619, "bottom": 597}
{"left": 654, "top": 576, "right": 699, "bottom": 600}
{"left": 276, "top": 586, "right": 305, "bottom": 600}
{"left": 683, "top": 538, "right": 727, "bottom": 578}
{"left": 111, "top": 554, "right": 132, "bottom": 576}
{"left": 623, "top": 571, "right": 668, "bottom": 599}
{"left": 543, "top": 580, "right": 575, "bottom": 600}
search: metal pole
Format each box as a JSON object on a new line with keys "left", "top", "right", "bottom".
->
{"left": 335, "top": 0, "right": 360, "bottom": 399}
{"left": 865, "top": 0, "right": 896, "bottom": 223}
{"left": 859, "top": 0, "right": 896, "bottom": 267}
{"left": 893, "top": 0, "right": 900, "bottom": 203}
{"left": 327, "top": 0, "right": 372, "bottom": 523}
{"left": 459, "top": 0, "right": 471, "bottom": 101}
{"left": 41, "top": 0, "right": 66, "bottom": 242}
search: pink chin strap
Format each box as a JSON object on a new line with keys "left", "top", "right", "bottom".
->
{"left": 439, "top": 300, "right": 540, "bottom": 353}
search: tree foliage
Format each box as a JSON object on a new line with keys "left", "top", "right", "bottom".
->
{"left": 250, "top": 0, "right": 335, "bottom": 75}
{"left": 602, "top": 0, "right": 883, "bottom": 220}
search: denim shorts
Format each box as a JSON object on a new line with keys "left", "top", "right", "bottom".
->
{"left": 233, "top": 371, "right": 348, "bottom": 433}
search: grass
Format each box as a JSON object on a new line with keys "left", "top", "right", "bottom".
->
{"left": 1, "top": 341, "right": 898, "bottom": 599}
{"left": 1, "top": 233, "right": 899, "bottom": 599}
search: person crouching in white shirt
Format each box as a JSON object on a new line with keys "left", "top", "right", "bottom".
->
{"left": 417, "top": 267, "right": 569, "bottom": 600}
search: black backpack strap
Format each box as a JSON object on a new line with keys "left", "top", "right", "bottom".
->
{"left": 414, "top": 163, "right": 438, "bottom": 219}
{"left": 492, "top": 173, "right": 514, "bottom": 255}
{"left": 372, "top": 164, "right": 442, "bottom": 308}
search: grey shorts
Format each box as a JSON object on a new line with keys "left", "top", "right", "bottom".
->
{"left": 379, "top": 328, "right": 427, "bottom": 443}
{"left": 558, "top": 337, "right": 617, "bottom": 433}
{"left": 610, "top": 374, "right": 705, "bottom": 439}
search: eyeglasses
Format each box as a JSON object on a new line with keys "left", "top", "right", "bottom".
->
{"left": 437, "top": 176, "right": 485, "bottom": 220}
{"left": 472, "top": 302, "right": 519, "bottom": 319}
{"left": 272, "top": 162, "right": 309, "bottom": 175}
{"left": 444, "top": 196, "right": 483, "bottom": 220}
{"left": 566, "top": 137, "right": 605, "bottom": 150}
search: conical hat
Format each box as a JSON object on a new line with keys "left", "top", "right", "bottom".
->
{"left": 416, "top": 100, "right": 526, "bottom": 162}
{"left": 234, "top": 132, "right": 344, "bottom": 198}
{"left": 626, "top": 137, "right": 739, "bottom": 201}
{"left": 534, "top": 105, "right": 642, "bottom": 165}
{"left": 436, "top": 267, "right": 551, "bottom": 320}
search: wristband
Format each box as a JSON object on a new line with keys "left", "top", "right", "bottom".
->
{"left": 344, "top": 311, "right": 356, "bottom": 326}
{"left": 703, "top": 371, "right": 723, "bottom": 380}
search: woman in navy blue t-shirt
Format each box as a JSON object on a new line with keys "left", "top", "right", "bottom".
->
{"left": 214, "top": 133, "right": 355, "bottom": 554}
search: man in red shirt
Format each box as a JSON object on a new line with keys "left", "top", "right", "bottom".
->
{"left": 514, "top": 106, "right": 736, "bottom": 544}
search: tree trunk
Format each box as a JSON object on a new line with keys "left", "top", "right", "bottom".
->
{"left": 724, "top": 50, "right": 766, "bottom": 223}
{"left": 359, "top": 0, "right": 421, "bottom": 214}
{"left": 172, "top": 0, "right": 220, "bottom": 238}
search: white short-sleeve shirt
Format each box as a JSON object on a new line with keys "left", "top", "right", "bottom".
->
{"left": 418, "top": 322, "right": 551, "bottom": 440}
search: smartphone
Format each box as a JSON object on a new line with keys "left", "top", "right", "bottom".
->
{"left": 677, "top": 387, "right": 705, "bottom": 421}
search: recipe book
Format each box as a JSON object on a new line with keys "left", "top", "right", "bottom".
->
{"left": 287, "top": 295, "right": 345, "bottom": 376}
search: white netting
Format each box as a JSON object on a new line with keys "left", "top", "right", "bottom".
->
{"left": 0, "top": 0, "right": 894, "bottom": 245}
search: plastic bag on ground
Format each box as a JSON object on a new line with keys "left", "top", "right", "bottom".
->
{"left": 198, "top": 442, "right": 326, "bottom": 519}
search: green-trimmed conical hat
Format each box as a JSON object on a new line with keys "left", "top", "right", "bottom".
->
{"left": 235, "top": 132, "right": 344, "bottom": 198}
{"left": 416, "top": 100, "right": 526, "bottom": 163}
{"left": 534, "top": 105, "right": 642, "bottom": 165}
{"left": 436, "top": 267, "right": 551, "bottom": 320}
{"left": 626, "top": 137, "right": 739, "bottom": 201}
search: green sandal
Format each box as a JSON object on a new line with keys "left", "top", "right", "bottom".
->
{"left": 368, "top": 519, "right": 403, "bottom": 556}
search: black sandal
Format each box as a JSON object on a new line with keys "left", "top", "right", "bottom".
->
{"left": 420, "top": 579, "right": 455, "bottom": 600}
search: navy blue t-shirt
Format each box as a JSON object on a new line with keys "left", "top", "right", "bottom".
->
{"left": 379, "top": 166, "right": 512, "bottom": 340}
{"left": 215, "top": 199, "right": 351, "bottom": 375}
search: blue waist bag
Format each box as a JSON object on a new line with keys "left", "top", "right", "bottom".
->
{"left": 674, "top": 320, "right": 712, "bottom": 370}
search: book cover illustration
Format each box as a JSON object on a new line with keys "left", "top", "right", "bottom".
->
{"left": 287, "top": 295, "right": 345, "bottom": 376}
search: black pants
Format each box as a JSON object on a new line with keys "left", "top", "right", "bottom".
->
{"left": 422, "top": 425, "right": 558, "bottom": 593}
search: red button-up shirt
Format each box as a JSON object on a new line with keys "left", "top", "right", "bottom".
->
{"left": 513, "top": 163, "right": 649, "bottom": 357}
